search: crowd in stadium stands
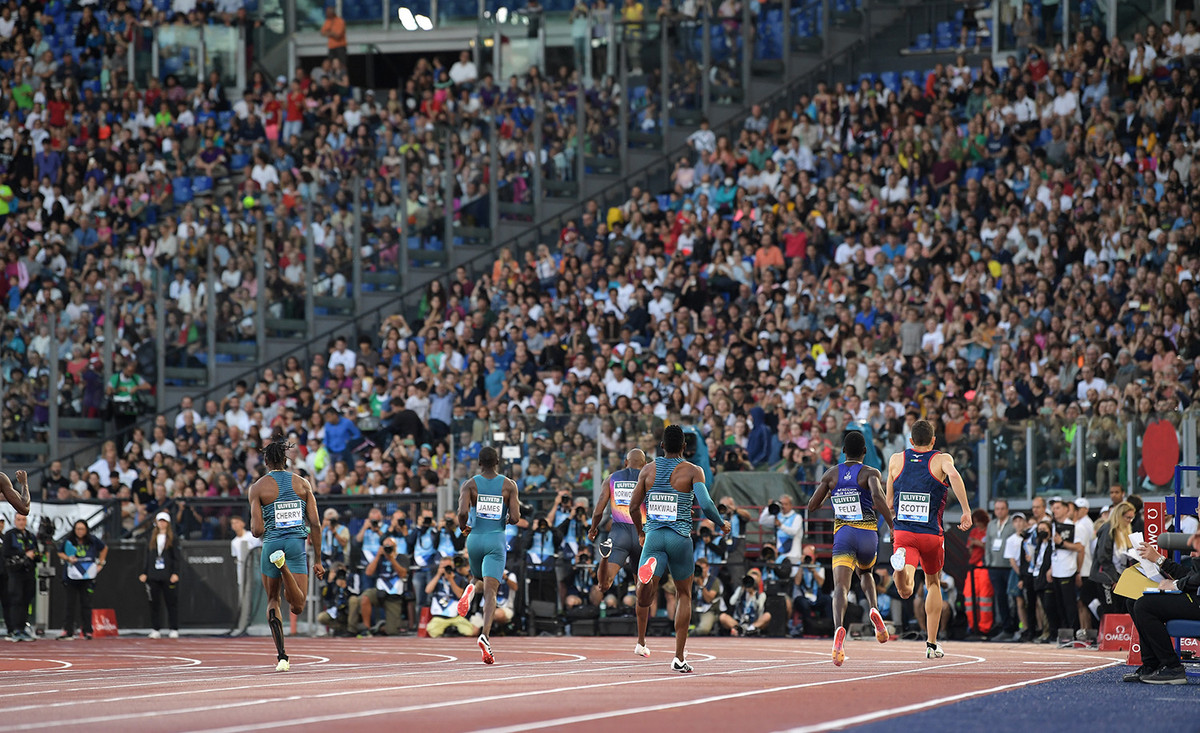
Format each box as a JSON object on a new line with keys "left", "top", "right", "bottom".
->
{"left": 4, "top": 0, "right": 1200, "bottom": 639}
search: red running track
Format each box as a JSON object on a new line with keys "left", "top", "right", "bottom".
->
{"left": 0, "top": 636, "right": 1123, "bottom": 732}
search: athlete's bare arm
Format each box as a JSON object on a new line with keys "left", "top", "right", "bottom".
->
{"left": 248, "top": 479, "right": 266, "bottom": 538}
{"left": 297, "top": 474, "right": 325, "bottom": 579}
{"left": 935, "top": 453, "right": 972, "bottom": 531}
{"left": 865, "top": 468, "right": 894, "bottom": 530}
{"left": 504, "top": 478, "right": 521, "bottom": 526}
{"left": 0, "top": 471, "right": 30, "bottom": 515}
{"left": 807, "top": 465, "right": 838, "bottom": 514}
{"left": 884, "top": 452, "right": 903, "bottom": 509}
{"left": 457, "top": 477, "right": 476, "bottom": 537}
{"left": 588, "top": 476, "right": 612, "bottom": 541}
{"left": 628, "top": 462, "right": 655, "bottom": 543}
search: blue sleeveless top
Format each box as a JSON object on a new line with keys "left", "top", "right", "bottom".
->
{"left": 643, "top": 457, "right": 694, "bottom": 538}
{"left": 262, "top": 470, "right": 307, "bottom": 540}
{"left": 469, "top": 474, "right": 508, "bottom": 534}
{"left": 892, "top": 449, "right": 950, "bottom": 536}
{"left": 832, "top": 462, "right": 878, "bottom": 531}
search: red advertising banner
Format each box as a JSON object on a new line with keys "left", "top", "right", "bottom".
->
{"left": 1143, "top": 501, "right": 1166, "bottom": 549}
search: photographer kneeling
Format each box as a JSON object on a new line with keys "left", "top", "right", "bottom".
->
{"left": 426, "top": 555, "right": 479, "bottom": 638}
{"left": 358, "top": 537, "right": 409, "bottom": 637}
{"left": 719, "top": 569, "right": 772, "bottom": 636}
{"left": 318, "top": 564, "right": 361, "bottom": 637}
{"left": 693, "top": 558, "right": 724, "bottom": 636}
{"left": 1123, "top": 541, "right": 1200, "bottom": 685}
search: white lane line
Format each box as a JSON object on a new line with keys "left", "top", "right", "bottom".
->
{"left": 467, "top": 655, "right": 988, "bottom": 733}
{"left": 776, "top": 660, "right": 1122, "bottom": 732}
{"left": 0, "top": 652, "right": 593, "bottom": 715}
{"left": 4, "top": 658, "right": 73, "bottom": 670}
{"left": 0, "top": 657, "right": 652, "bottom": 733}
{"left": 174, "top": 659, "right": 842, "bottom": 733}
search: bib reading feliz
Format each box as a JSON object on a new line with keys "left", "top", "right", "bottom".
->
{"left": 832, "top": 490, "right": 864, "bottom": 522}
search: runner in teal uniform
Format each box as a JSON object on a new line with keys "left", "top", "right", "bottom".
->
{"left": 629, "top": 425, "right": 728, "bottom": 673}
{"left": 249, "top": 429, "right": 324, "bottom": 671}
{"left": 456, "top": 446, "right": 521, "bottom": 664}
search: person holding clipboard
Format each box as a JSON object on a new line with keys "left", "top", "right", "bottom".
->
{"left": 1122, "top": 542, "right": 1200, "bottom": 685}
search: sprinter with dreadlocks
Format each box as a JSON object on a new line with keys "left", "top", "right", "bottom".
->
{"left": 249, "top": 428, "right": 325, "bottom": 671}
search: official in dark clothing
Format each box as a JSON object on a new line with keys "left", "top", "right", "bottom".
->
{"left": 138, "top": 512, "right": 184, "bottom": 638}
{"left": 57, "top": 520, "right": 108, "bottom": 639}
{"left": 3, "top": 514, "right": 40, "bottom": 641}
{"left": 1123, "top": 541, "right": 1200, "bottom": 685}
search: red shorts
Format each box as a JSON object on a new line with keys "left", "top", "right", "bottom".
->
{"left": 893, "top": 529, "right": 945, "bottom": 575}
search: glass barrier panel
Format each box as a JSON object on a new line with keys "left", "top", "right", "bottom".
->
{"left": 988, "top": 421, "right": 1028, "bottom": 500}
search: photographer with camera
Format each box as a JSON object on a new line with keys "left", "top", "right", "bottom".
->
{"left": 526, "top": 516, "right": 559, "bottom": 567}
{"left": 56, "top": 519, "right": 108, "bottom": 640}
{"left": 758, "top": 494, "right": 805, "bottom": 565}
{"left": 565, "top": 549, "right": 597, "bottom": 609}
{"left": 410, "top": 511, "right": 443, "bottom": 610}
{"left": 359, "top": 536, "right": 411, "bottom": 637}
{"left": 546, "top": 489, "right": 575, "bottom": 527}
{"left": 3, "top": 514, "right": 40, "bottom": 641}
{"left": 356, "top": 508, "right": 386, "bottom": 568}
{"left": 719, "top": 569, "right": 772, "bottom": 636}
{"left": 794, "top": 544, "right": 832, "bottom": 633}
{"left": 321, "top": 508, "right": 350, "bottom": 569}
{"left": 694, "top": 524, "right": 727, "bottom": 566}
{"left": 425, "top": 555, "right": 478, "bottom": 638}
{"left": 693, "top": 558, "right": 724, "bottom": 636}
{"left": 317, "top": 564, "right": 362, "bottom": 637}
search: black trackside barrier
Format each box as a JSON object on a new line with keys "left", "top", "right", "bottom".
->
{"left": 47, "top": 541, "right": 239, "bottom": 630}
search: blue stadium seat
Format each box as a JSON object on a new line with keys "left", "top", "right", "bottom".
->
{"left": 191, "top": 176, "right": 213, "bottom": 196}
{"left": 217, "top": 111, "right": 234, "bottom": 131}
{"left": 880, "top": 71, "right": 901, "bottom": 94}
{"left": 173, "top": 177, "right": 193, "bottom": 204}
{"left": 911, "top": 33, "right": 932, "bottom": 52}
{"left": 230, "top": 153, "right": 251, "bottom": 170}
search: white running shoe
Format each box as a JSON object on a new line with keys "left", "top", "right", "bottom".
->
{"left": 276, "top": 658, "right": 291, "bottom": 672}
{"left": 479, "top": 634, "right": 494, "bottom": 665}
{"left": 634, "top": 643, "right": 650, "bottom": 657}
{"left": 926, "top": 643, "right": 945, "bottom": 659}
{"left": 890, "top": 547, "right": 907, "bottom": 571}
{"left": 671, "top": 657, "right": 693, "bottom": 673}
{"left": 168, "top": 630, "right": 179, "bottom": 639}
{"left": 270, "top": 550, "right": 286, "bottom": 569}
{"left": 148, "top": 630, "right": 161, "bottom": 639}
{"left": 599, "top": 538, "right": 613, "bottom": 559}
{"left": 457, "top": 582, "right": 477, "bottom": 618}
{"left": 637, "top": 556, "right": 658, "bottom": 585}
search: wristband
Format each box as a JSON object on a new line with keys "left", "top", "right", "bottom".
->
{"left": 1156, "top": 556, "right": 1166, "bottom": 567}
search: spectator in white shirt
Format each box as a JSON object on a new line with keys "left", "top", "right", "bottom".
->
{"left": 329, "top": 336, "right": 357, "bottom": 372}
{"left": 687, "top": 118, "right": 717, "bottom": 156}
{"left": 1075, "top": 366, "right": 1107, "bottom": 403}
{"left": 448, "top": 51, "right": 478, "bottom": 87}
{"left": 224, "top": 397, "right": 252, "bottom": 434}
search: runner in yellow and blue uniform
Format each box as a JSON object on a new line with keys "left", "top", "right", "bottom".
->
{"left": 456, "top": 446, "right": 522, "bottom": 664}
{"left": 629, "top": 425, "right": 728, "bottom": 673}
{"left": 249, "top": 429, "right": 324, "bottom": 671}
{"left": 808, "top": 431, "right": 895, "bottom": 666}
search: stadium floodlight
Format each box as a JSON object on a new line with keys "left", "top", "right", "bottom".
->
{"left": 414, "top": 14, "right": 432, "bottom": 30}
{"left": 397, "top": 7, "right": 417, "bottom": 30}
{"left": 496, "top": 7, "right": 508, "bottom": 23}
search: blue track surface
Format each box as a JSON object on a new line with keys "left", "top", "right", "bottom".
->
{"left": 854, "top": 666, "right": 1200, "bottom": 733}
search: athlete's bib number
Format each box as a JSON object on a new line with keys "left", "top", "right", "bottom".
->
{"left": 832, "top": 492, "right": 864, "bottom": 521}
{"left": 274, "top": 500, "right": 304, "bottom": 528}
{"left": 897, "top": 492, "right": 931, "bottom": 523}
{"left": 476, "top": 495, "right": 504, "bottom": 520}
{"left": 613, "top": 481, "right": 636, "bottom": 507}
{"left": 647, "top": 492, "right": 678, "bottom": 522}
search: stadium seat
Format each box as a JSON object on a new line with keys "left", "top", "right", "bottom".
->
{"left": 230, "top": 153, "right": 251, "bottom": 171}
{"left": 173, "top": 177, "right": 193, "bottom": 204}
{"left": 191, "top": 176, "right": 214, "bottom": 196}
